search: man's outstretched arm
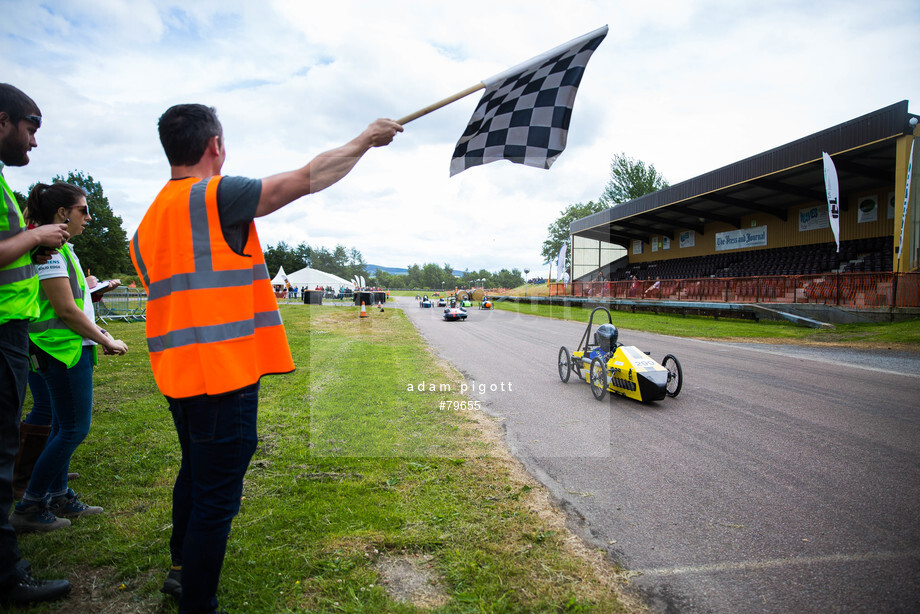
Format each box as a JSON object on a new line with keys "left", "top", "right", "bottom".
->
{"left": 255, "top": 118, "right": 402, "bottom": 218}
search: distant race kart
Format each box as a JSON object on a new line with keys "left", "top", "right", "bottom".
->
{"left": 557, "top": 307, "right": 682, "bottom": 402}
{"left": 437, "top": 298, "right": 447, "bottom": 307}
{"left": 461, "top": 299, "right": 472, "bottom": 307}
{"left": 479, "top": 298, "right": 494, "bottom": 309}
{"left": 443, "top": 306, "right": 468, "bottom": 321}
{"left": 419, "top": 295, "right": 432, "bottom": 308}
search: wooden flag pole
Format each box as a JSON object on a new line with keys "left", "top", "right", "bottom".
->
{"left": 396, "top": 82, "right": 485, "bottom": 125}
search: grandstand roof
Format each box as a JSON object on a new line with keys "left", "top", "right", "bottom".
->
{"left": 571, "top": 100, "right": 918, "bottom": 247}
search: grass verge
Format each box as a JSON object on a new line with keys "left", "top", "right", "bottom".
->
{"left": 366, "top": 288, "right": 920, "bottom": 349}
{"left": 15, "top": 305, "right": 634, "bottom": 613}
{"left": 490, "top": 299, "right": 920, "bottom": 349}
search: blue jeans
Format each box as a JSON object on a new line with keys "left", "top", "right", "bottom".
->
{"left": 24, "top": 345, "right": 94, "bottom": 500}
{"left": 167, "top": 382, "right": 259, "bottom": 614}
{"left": 24, "top": 370, "right": 52, "bottom": 426}
{"left": 0, "top": 320, "right": 29, "bottom": 587}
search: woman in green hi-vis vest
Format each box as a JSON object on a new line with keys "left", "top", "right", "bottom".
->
{"left": 11, "top": 182, "right": 127, "bottom": 533}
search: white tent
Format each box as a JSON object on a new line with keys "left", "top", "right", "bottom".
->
{"left": 271, "top": 266, "right": 355, "bottom": 290}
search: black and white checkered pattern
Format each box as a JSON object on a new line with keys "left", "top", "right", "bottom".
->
{"left": 450, "top": 26, "right": 608, "bottom": 177}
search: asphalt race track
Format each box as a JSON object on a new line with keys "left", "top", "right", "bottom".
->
{"left": 395, "top": 297, "right": 920, "bottom": 613}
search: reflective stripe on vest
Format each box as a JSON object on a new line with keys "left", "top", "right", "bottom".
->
{"left": 28, "top": 244, "right": 87, "bottom": 368}
{"left": 0, "top": 173, "right": 39, "bottom": 324}
{"left": 131, "top": 176, "right": 293, "bottom": 397}
{"left": 147, "top": 309, "right": 283, "bottom": 353}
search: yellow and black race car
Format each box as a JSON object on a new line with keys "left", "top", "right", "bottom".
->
{"left": 557, "top": 307, "right": 682, "bottom": 402}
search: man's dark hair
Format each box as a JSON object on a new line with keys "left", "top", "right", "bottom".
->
{"left": 0, "top": 83, "right": 41, "bottom": 124}
{"left": 157, "top": 104, "right": 223, "bottom": 167}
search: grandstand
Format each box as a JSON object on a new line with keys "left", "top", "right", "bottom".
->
{"left": 556, "top": 101, "right": 919, "bottom": 312}
{"left": 616, "top": 236, "right": 893, "bottom": 280}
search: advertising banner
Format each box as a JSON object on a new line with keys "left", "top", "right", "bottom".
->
{"left": 798, "top": 205, "right": 829, "bottom": 231}
{"left": 822, "top": 152, "right": 840, "bottom": 252}
{"left": 898, "top": 139, "right": 915, "bottom": 260}
{"left": 857, "top": 196, "right": 878, "bottom": 223}
{"left": 715, "top": 226, "right": 768, "bottom": 251}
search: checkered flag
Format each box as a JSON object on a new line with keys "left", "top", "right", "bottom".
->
{"left": 449, "top": 26, "right": 608, "bottom": 177}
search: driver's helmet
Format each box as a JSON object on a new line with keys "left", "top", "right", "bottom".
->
{"left": 594, "top": 323, "right": 619, "bottom": 352}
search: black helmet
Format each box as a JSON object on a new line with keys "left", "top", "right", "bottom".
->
{"left": 594, "top": 323, "right": 619, "bottom": 352}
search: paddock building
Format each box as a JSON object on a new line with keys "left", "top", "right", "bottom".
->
{"left": 557, "top": 100, "right": 920, "bottom": 311}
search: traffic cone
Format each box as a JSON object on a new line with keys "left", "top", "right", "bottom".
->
{"left": 360, "top": 301, "right": 368, "bottom": 318}
{"left": 377, "top": 301, "right": 384, "bottom": 312}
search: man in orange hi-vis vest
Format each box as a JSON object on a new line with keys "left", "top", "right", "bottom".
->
{"left": 130, "top": 104, "right": 401, "bottom": 614}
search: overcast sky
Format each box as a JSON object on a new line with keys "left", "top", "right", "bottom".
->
{"left": 3, "top": 0, "right": 918, "bottom": 278}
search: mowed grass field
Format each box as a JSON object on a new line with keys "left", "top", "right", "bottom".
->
{"left": 16, "top": 304, "right": 635, "bottom": 614}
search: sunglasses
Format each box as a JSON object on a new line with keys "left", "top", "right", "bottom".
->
{"left": 69, "top": 205, "right": 89, "bottom": 215}
{"left": 23, "top": 114, "right": 42, "bottom": 128}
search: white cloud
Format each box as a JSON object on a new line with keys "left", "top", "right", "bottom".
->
{"left": 2, "top": 0, "right": 917, "bottom": 276}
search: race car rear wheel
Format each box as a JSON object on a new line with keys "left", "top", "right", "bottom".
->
{"left": 590, "top": 356, "right": 607, "bottom": 401}
{"left": 557, "top": 346, "right": 571, "bottom": 383}
{"left": 663, "top": 354, "right": 683, "bottom": 397}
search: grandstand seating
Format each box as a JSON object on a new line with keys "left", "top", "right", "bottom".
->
{"left": 610, "top": 237, "right": 893, "bottom": 281}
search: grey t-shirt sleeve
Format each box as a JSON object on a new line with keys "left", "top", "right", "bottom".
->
{"left": 216, "top": 176, "right": 261, "bottom": 255}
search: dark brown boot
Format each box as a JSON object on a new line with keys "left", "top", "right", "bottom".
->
{"left": 13, "top": 423, "right": 50, "bottom": 499}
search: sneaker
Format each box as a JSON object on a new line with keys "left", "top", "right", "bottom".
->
{"left": 160, "top": 567, "right": 181, "bottom": 598}
{"left": 10, "top": 501, "right": 71, "bottom": 533}
{"left": 48, "top": 490, "right": 103, "bottom": 518}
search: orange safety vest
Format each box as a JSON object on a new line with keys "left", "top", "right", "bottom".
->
{"left": 130, "top": 176, "right": 294, "bottom": 398}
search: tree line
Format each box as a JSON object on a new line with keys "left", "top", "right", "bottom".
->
{"left": 12, "top": 170, "right": 528, "bottom": 290}
{"left": 373, "top": 265, "right": 526, "bottom": 291}
{"left": 17, "top": 152, "right": 667, "bottom": 288}
{"left": 263, "top": 245, "right": 526, "bottom": 290}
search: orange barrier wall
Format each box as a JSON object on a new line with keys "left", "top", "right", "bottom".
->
{"left": 549, "top": 272, "right": 920, "bottom": 308}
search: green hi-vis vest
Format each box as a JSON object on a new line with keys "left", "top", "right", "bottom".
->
{"left": 0, "top": 172, "right": 38, "bottom": 325}
{"left": 28, "top": 243, "right": 95, "bottom": 368}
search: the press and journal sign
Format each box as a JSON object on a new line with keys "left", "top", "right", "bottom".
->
{"left": 715, "top": 226, "right": 768, "bottom": 251}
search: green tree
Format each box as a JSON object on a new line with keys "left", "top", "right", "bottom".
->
{"left": 55, "top": 171, "right": 131, "bottom": 278}
{"left": 375, "top": 270, "right": 392, "bottom": 288}
{"left": 459, "top": 268, "right": 493, "bottom": 288}
{"left": 344, "top": 246, "right": 368, "bottom": 281}
{"left": 264, "top": 241, "right": 309, "bottom": 277}
{"left": 311, "top": 246, "right": 336, "bottom": 275}
{"left": 492, "top": 268, "right": 524, "bottom": 289}
{"left": 541, "top": 154, "right": 669, "bottom": 269}
{"left": 405, "top": 264, "right": 422, "bottom": 288}
{"left": 601, "top": 152, "right": 669, "bottom": 206}
{"left": 264, "top": 242, "right": 287, "bottom": 276}
{"left": 294, "top": 242, "right": 312, "bottom": 268}
{"left": 540, "top": 200, "right": 605, "bottom": 266}
{"left": 421, "top": 263, "right": 443, "bottom": 289}
{"left": 387, "top": 274, "right": 408, "bottom": 289}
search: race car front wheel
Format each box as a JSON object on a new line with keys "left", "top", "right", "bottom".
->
{"left": 557, "top": 346, "right": 571, "bottom": 383}
{"left": 663, "top": 354, "right": 683, "bottom": 397}
{"left": 590, "top": 357, "right": 607, "bottom": 401}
